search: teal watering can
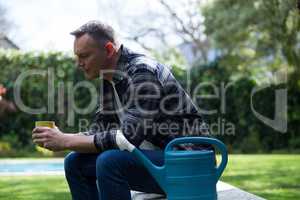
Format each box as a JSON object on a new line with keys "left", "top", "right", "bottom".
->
{"left": 116, "top": 132, "right": 228, "bottom": 200}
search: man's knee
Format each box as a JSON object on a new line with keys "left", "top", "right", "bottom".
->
{"left": 64, "top": 151, "right": 80, "bottom": 174}
{"left": 96, "top": 150, "right": 123, "bottom": 177}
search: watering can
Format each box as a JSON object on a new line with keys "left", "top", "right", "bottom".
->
{"left": 116, "top": 132, "right": 228, "bottom": 200}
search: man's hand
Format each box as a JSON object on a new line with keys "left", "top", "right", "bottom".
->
{"left": 32, "top": 126, "right": 67, "bottom": 152}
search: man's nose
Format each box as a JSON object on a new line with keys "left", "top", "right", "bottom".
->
{"left": 76, "top": 60, "right": 84, "bottom": 68}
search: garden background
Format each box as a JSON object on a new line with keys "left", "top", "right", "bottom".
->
{"left": 0, "top": 0, "right": 299, "bottom": 200}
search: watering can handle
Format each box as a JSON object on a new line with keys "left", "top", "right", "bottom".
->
{"left": 165, "top": 137, "right": 228, "bottom": 180}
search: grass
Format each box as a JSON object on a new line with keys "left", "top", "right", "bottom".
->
{"left": 0, "top": 155, "right": 299, "bottom": 200}
{"left": 0, "top": 176, "right": 70, "bottom": 200}
{"left": 220, "top": 154, "right": 300, "bottom": 200}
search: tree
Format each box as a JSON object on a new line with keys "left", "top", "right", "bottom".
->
{"left": 98, "top": 0, "right": 211, "bottom": 65}
{"left": 201, "top": 0, "right": 300, "bottom": 152}
{"left": 138, "top": 0, "right": 210, "bottom": 63}
{"left": 202, "top": 0, "right": 300, "bottom": 71}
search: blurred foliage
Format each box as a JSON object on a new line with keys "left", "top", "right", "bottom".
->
{"left": 183, "top": 60, "right": 293, "bottom": 153}
{"left": 175, "top": 0, "right": 300, "bottom": 153}
{"left": 0, "top": 50, "right": 98, "bottom": 156}
{"left": 157, "top": 0, "right": 300, "bottom": 153}
{"left": 202, "top": 0, "right": 300, "bottom": 72}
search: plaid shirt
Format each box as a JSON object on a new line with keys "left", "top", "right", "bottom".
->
{"left": 83, "top": 45, "right": 210, "bottom": 152}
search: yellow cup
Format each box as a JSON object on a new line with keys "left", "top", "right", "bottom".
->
{"left": 35, "top": 121, "right": 55, "bottom": 128}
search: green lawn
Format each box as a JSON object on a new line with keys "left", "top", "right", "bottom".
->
{"left": 0, "top": 155, "right": 299, "bottom": 200}
{"left": 221, "top": 154, "right": 300, "bottom": 200}
{"left": 0, "top": 175, "right": 70, "bottom": 200}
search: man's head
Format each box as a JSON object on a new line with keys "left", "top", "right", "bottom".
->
{"left": 71, "top": 21, "right": 120, "bottom": 80}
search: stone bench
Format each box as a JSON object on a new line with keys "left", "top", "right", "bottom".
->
{"left": 131, "top": 181, "right": 265, "bottom": 200}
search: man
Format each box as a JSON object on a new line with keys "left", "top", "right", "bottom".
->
{"left": 32, "top": 21, "right": 211, "bottom": 200}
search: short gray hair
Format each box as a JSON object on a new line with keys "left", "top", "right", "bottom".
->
{"left": 70, "top": 20, "right": 116, "bottom": 44}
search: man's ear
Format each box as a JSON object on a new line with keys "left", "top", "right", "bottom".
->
{"left": 104, "top": 42, "right": 115, "bottom": 58}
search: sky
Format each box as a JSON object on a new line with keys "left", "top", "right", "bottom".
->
{"left": 1, "top": 0, "right": 179, "bottom": 53}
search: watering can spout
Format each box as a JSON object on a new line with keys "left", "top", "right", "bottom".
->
{"left": 116, "top": 131, "right": 166, "bottom": 191}
{"left": 132, "top": 149, "right": 166, "bottom": 189}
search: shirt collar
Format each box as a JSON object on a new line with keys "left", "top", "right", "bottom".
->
{"left": 112, "top": 45, "right": 129, "bottom": 84}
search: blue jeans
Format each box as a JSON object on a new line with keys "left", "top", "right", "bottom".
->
{"left": 64, "top": 149, "right": 165, "bottom": 200}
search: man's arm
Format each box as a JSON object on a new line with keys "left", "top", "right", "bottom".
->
{"left": 32, "top": 128, "right": 98, "bottom": 153}
{"left": 63, "top": 133, "right": 98, "bottom": 153}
